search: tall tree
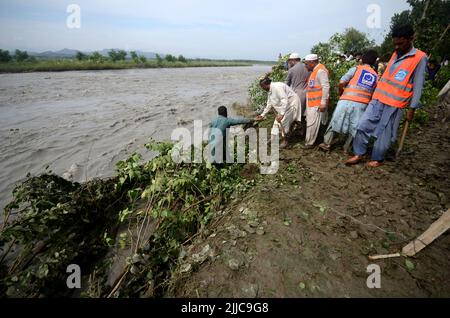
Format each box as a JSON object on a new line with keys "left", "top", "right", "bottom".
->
{"left": 329, "top": 28, "right": 375, "bottom": 55}
{"left": 0, "top": 49, "right": 12, "bottom": 63}
{"left": 75, "top": 51, "right": 87, "bottom": 61}
{"left": 380, "top": 0, "right": 450, "bottom": 59}
{"left": 130, "top": 51, "right": 139, "bottom": 63}
{"left": 14, "top": 49, "right": 29, "bottom": 62}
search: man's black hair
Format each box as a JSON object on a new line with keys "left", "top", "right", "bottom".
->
{"left": 259, "top": 77, "right": 272, "bottom": 86}
{"left": 392, "top": 24, "right": 415, "bottom": 39}
{"left": 218, "top": 106, "right": 228, "bottom": 117}
{"left": 362, "top": 50, "right": 379, "bottom": 67}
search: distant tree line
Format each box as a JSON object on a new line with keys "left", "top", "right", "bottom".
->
{"left": 77, "top": 51, "right": 189, "bottom": 64}
{"left": 0, "top": 49, "right": 36, "bottom": 63}
{"left": 155, "top": 53, "right": 187, "bottom": 64}
{"left": 75, "top": 50, "right": 131, "bottom": 63}
{"left": 0, "top": 48, "right": 190, "bottom": 65}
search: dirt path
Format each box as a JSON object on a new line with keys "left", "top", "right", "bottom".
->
{"left": 172, "top": 102, "right": 450, "bottom": 298}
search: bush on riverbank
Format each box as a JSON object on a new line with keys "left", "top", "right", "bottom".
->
{"left": 0, "top": 140, "right": 252, "bottom": 297}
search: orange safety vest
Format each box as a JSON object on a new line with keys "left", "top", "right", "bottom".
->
{"left": 307, "top": 63, "right": 329, "bottom": 107}
{"left": 340, "top": 65, "right": 378, "bottom": 104}
{"left": 372, "top": 49, "right": 427, "bottom": 108}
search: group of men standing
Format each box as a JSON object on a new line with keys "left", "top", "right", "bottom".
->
{"left": 256, "top": 24, "right": 427, "bottom": 167}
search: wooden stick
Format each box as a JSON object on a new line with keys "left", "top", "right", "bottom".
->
{"left": 369, "top": 209, "right": 450, "bottom": 261}
{"left": 396, "top": 121, "right": 410, "bottom": 159}
{"left": 402, "top": 209, "right": 450, "bottom": 257}
{"left": 369, "top": 253, "right": 401, "bottom": 261}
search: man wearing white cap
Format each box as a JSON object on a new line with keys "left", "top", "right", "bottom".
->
{"left": 286, "top": 53, "right": 311, "bottom": 130}
{"left": 256, "top": 77, "right": 301, "bottom": 148}
{"left": 304, "top": 54, "right": 330, "bottom": 147}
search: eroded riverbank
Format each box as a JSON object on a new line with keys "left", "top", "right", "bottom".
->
{"left": 0, "top": 65, "right": 270, "bottom": 212}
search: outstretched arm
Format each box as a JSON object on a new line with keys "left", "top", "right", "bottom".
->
{"left": 259, "top": 97, "right": 273, "bottom": 118}
{"left": 339, "top": 67, "right": 357, "bottom": 95}
{"left": 227, "top": 117, "right": 253, "bottom": 126}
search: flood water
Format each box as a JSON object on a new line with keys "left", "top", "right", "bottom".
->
{"left": 0, "top": 65, "right": 270, "bottom": 212}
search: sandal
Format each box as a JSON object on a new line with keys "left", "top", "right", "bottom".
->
{"left": 367, "top": 161, "right": 384, "bottom": 168}
{"left": 319, "top": 143, "right": 331, "bottom": 152}
{"left": 345, "top": 155, "right": 363, "bottom": 165}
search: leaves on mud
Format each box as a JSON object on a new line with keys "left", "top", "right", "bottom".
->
{"left": 283, "top": 217, "right": 292, "bottom": 226}
{"left": 313, "top": 202, "right": 328, "bottom": 214}
{"left": 405, "top": 259, "right": 415, "bottom": 271}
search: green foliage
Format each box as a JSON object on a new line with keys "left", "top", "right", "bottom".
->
{"left": 0, "top": 58, "right": 250, "bottom": 73}
{"left": 434, "top": 65, "right": 450, "bottom": 90}
{"left": 164, "top": 54, "right": 176, "bottom": 62}
{"left": 108, "top": 49, "right": 127, "bottom": 62}
{"left": 130, "top": 52, "right": 148, "bottom": 65}
{"left": 409, "top": 0, "right": 450, "bottom": 59}
{"left": 0, "top": 139, "right": 251, "bottom": 297}
{"left": 311, "top": 42, "right": 333, "bottom": 62}
{"left": 380, "top": 0, "right": 450, "bottom": 59}
{"left": 155, "top": 54, "right": 163, "bottom": 66}
{"left": 139, "top": 55, "right": 147, "bottom": 64}
{"left": 0, "top": 49, "right": 12, "bottom": 63}
{"left": 14, "top": 49, "right": 29, "bottom": 62}
{"left": 311, "top": 28, "right": 375, "bottom": 59}
{"left": 0, "top": 175, "right": 125, "bottom": 297}
{"left": 89, "top": 51, "right": 106, "bottom": 63}
{"left": 329, "top": 28, "right": 375, "bottom": 55}
{"left": 421, "top": 81, "right": 440, "bottom": 108}
{"left": 178, "top": 55, "right": 187, "bottom": 63}
{"left": 75, "top": 51, "right": 88, "bottom": 61}
{"left": 111, "top": 140, "right": 248, "bottom": 297}
{"left": 130, "top": 51, "right": 139, "bottom": 63}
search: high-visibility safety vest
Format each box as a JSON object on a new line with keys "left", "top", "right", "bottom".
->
{"left": 307, "top": 63, "right": 329, "bottom": 107}
{"left": 340, "top": 65, "right": 378, "bottom": 104}
{"left": 372, "top": 49, "right": 427, "bottom": 108}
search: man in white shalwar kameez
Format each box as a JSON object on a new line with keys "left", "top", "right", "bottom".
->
{"left": 304, "top": 54, "right": 330, "bottom": 148}
{"left": 256, "top": 77, "right": 302, "bottom": 148}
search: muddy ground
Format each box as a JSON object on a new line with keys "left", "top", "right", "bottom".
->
{"left": 171, "top": 100, "right": 450, "bottom": 298}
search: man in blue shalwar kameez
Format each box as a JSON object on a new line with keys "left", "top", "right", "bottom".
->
{"left": 346, "top": 24, "right": 427, "bottom": 168}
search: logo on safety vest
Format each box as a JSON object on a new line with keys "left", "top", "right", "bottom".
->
{"left": 358, "top": 70, "right": 377, "bottom": 90}
{"left": 394, "top": 69, "right": 409, "bottom": 82}
{"left": 309, "top": 80, "right": 315, "bottom": 88}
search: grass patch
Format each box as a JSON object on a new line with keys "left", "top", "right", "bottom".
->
{"left": 0, "top": 59, "right": 253, "bottom": 73}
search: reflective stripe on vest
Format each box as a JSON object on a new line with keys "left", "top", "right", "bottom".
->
{"left": 372, "top": 49, "right": 426, "bottom": 108}
{"left": 307, "top": 63, "right": 329, "bottom": 107}
{"left": 340, "top": 65, "right": 378, "bottom": 105}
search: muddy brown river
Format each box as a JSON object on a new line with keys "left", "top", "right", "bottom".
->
{"left": 0, "top": 65, "right": 270, "bottom": 212}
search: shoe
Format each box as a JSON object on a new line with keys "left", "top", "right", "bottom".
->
{"left": 345, "top": 155, "right": 363, "bottom": 165}
{"left": 319, "top": 143, "right": 331, "bottom": 152}
{"left": 367, "top": 161, "right": 384, "bottom": 168}
{"left": 280, "top": 141, "right": 289, "bottom": 149}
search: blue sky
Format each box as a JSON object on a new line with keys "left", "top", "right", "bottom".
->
{"left": 0, "top": 0, "right": 411, "bottom": 60}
